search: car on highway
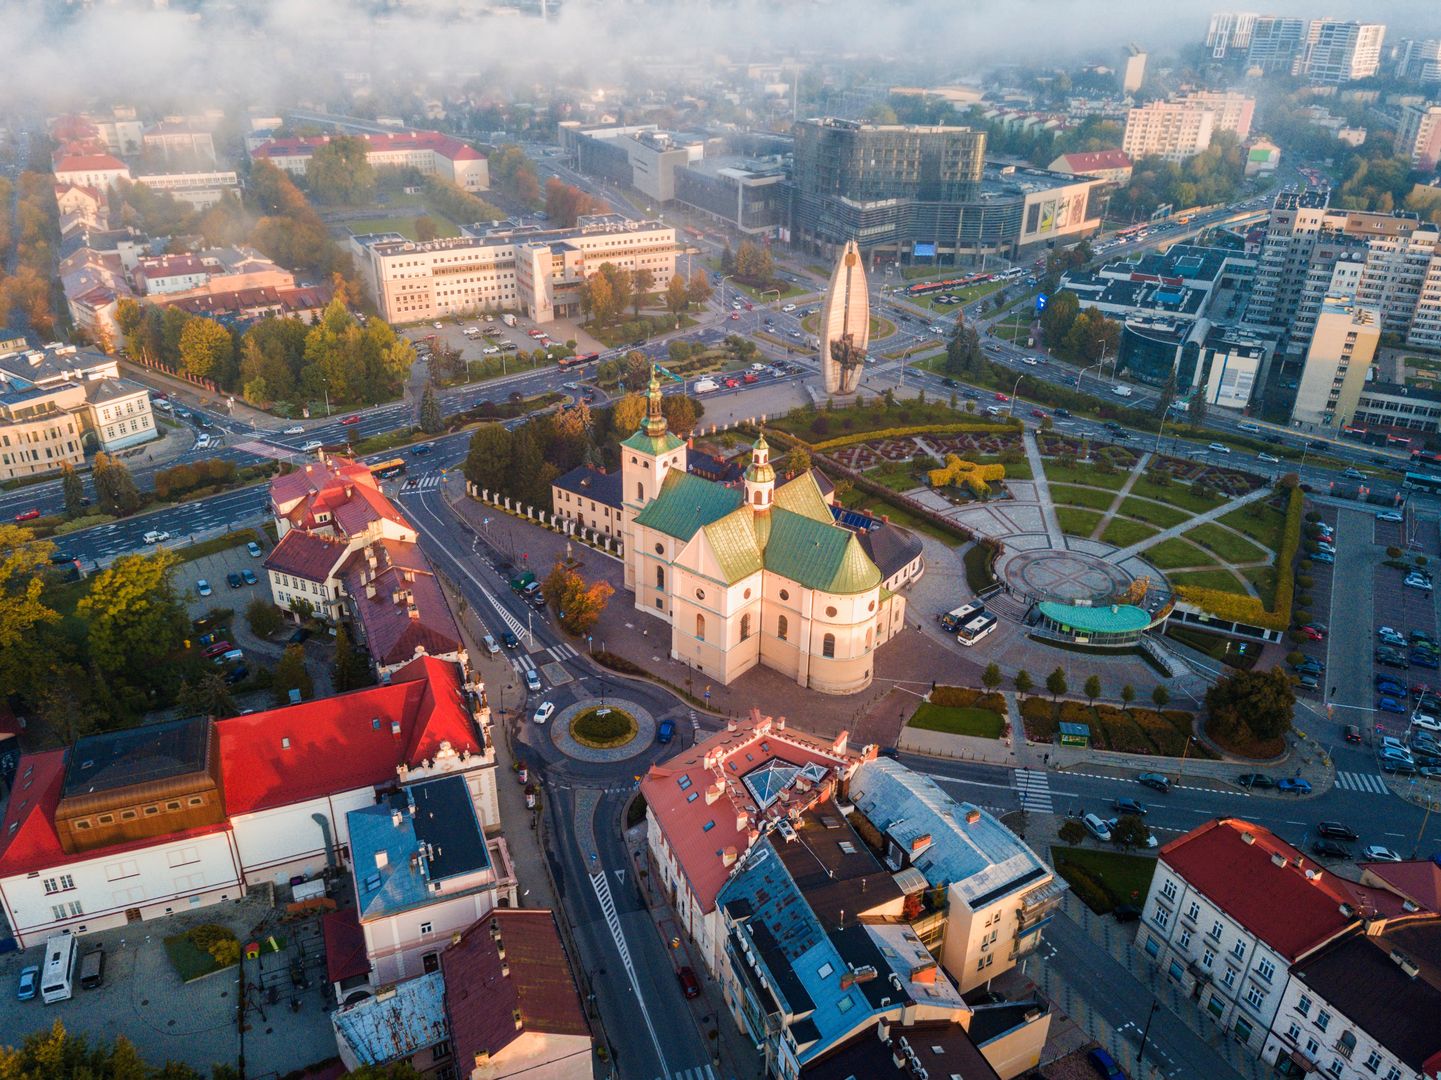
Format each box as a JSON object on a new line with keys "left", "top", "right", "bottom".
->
{"left": 340, "top": 414, "right": 360, "bottom": 425}
{"left": 1207, "top": 442, "right": 1231, "bottom": 454}
{"left": 284, "top": 425, "right": 304, "bottom": 435}
{"left": 1030, "top": 408, "right": 1046, "bottom": 419}
{"left": 501, "top": 630, "right": 519, "bottom": 649}
{"left": 241, "top": 569, "right": 257, "bottom": 585}
{"left": 524, "top": 669, "right": 542, "bottom": 693}
{"left": 1378, "top": 510, "right": 1404, "bottom": 523}
{"left": 16, "top": 965, "right": 39, "bottom": 1001}
{"left": 1136, "top": 772, "right": 1170, "bottom": 793}
{"left": 49, "top": 550, "right": 76, "bottom": 565}
{"left": 1278, "top": 777, "right": 1312, "bottom": 794}
{"left": 1362, "top": 845, "right": 1402, "bottom": 862}
{"left": 1258, "top": 452, "right": 1281, "bottom": 463}
{"left": 1312, "top": 838, "right": 1350, "bottom": 859}
{"left": 13, "top": 508, "right": 40, "bottom": 522}
{"left": 1307, "top": 439, "right": 1328, "bottom": 450}
{"left": 729, "top": 312, "right": 740, "bottom": 320}
{"left": 1237, "top": 773, "right": 1275, "bottom": 789}
{"left": 196, "top": 579, "right": 212, "bottom": 597}
{"left": 1318, "top": 821, "right": 1359, "bottom": 841}
{"left": 781, "top": 303, "right": 797, "bottom": 313}
{"left": 532, "top": 701, "right": 555, "bottom": 725}
{"left": 1022, "top": 356, "right": 1038, "bottom": 366}
{"left": 1343, "top": 468, "right": 1365, "bottom": 479}
{"left": 1112, "top": 797, "right": 1146, "bottom": 816}
{"left": 301, "top": 440, "right": 323, "bottom": 452}
{"left": 994, "top": 392, "right": 1009, "bottom": 402}
{"left": 226, "top": 572, "right": 243, "bottom": 589}
{"left": 1081, "top": 813, "right": 1112, "bottom": 842}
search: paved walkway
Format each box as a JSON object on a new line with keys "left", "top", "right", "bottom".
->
{"left": 1023, "top": 429, "right": 1066, "bottom": 549}
{"left": 1089, "top": 451, "right": 1152, "bottom": 540}
{"left": 1106, "top": 486, "right": 1272, "bottom": 564}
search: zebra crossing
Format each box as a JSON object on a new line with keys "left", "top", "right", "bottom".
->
{"left": 651, "top": 1068, "right": 718, "bottom": 1080}
{"left": 1014, "top": 768, "right": 1054, "bottom": 813}
{"left": 512, "top": 642, "right": 579, "bottom": 673}
{"left": 399, "top": 473, "right": 442, "bottom": 493}
{"left": 1334, "top": 771, "right": 1390, "bottom": 794}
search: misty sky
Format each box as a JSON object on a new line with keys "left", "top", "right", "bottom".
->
{"left": 5, "top": 0, "right": 1438, "bottom": 112}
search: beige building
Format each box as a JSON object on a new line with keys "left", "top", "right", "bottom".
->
{"left": 1397, "top": 103, "right": 1441, "bottom": 171}
{"left": 1290, "top": 296, "right": 1380, "bottom": 429}
{"left": 1122, "top": 92, "right": 1254, "bottom": 165}
{"left": 620, "top": 377, "right": 909, "bottom": 694}
{"left": 0, "top": 385, "right": 86, "bottom": 480}
{"left": 1177, "top": 90, "right": 1256, "bottom": 140}
{"left": 251, "top": 130, "right": 488, "bottom": 193}
{"left": 1121, "top": 45, "right": 1148, "bottom": 94}
{"left": 354, "top": 215, "right": 679, "bottom": 327}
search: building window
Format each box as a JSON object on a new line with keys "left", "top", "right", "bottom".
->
{"left": 1162, "top": 879, "right": 1178, "bottom": 901}
{"left": 419, "top": 921, "right": 433, "bottom": 935}
{"left": 1234, "top": 1017, "right": 1253, "bottom": 1043}
{"left": 1316, "top": 1011, "right": 1331, "bottom": 1033}
{"left": 1152, "top": 907, "right": 1170, "bottom": 930}
{"left": 1179, "top": 929, "right": 1192, "bottom": 950}
{"left": 1185, "top": 901, "right": 1200, "bottom": 921}
{"left": 1231, "top": 940, "right": 1246, "bottom": 960}
{"left": 779, "top": 589, "right": 789, "bottom": 601}
{"left": 655, "top": 566, "right": 665, "bottom": 590}
{"left": 654, "top": 542, "right": 664, "bottom": 554}
{"left": 1307, "top": 1038, "right": 1321, "bottom": 1057}
{"left": 1384, "top": 1067, "right": 1401, "bottom": 1080}
{"left": 1256, "top": 958, "right": 1275, "bottom": 982}
{"left": 636, "top": 481, "right": 644, "bottom": 501}
{"left": 822, "top": 633, "right": 835, "bottom": 658}
{"left": 1286, "top": 1023, "right": 1302, "bottom": 1043}
{"left": 825, "top": 605, "right": 837, "bottom": 618}
{"left": 1222, "top": 968, "right": 1237, "bottom": 989}
{"left": 1168, "top": 959, "right": 1184, "bottom": 981}
{"left": 740, "top": 614, "right": 751, "bottom": 641}
{"left": 777, "top": 615, "right": 788, "bottom": 641}
{"left": 1363, "top": 1051, "right": 1381, "bottom": 1072}
{"left": 1144, "top": 936, "right": 1160, "bottom": 958}
{"left": 695, "top": 614, "right": 705, "bottom": 641}
{"left": 1243, "top": 985, "right": 1265, "bottom": 1010}
{"left": 1297, "top": 995, "right": 1312, "bottom": 1017}
{"left": 1209, "top": 920, "right": 1223, "bottom": 940}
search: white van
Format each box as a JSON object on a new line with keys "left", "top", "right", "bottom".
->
{"left": 693, "top": 378, "right": 720, "bottom": 394}
{"left": 195, "top": 434, "right": 211, "bottom": 450}
{"left": 1111, "top": 385, "right": 1133, "bottom": 398}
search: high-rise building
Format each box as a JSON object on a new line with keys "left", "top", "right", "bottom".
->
{"left": 1303, "top": 20, "right": 1386, "bottom": 83}
{"left": 1121, "top": 44, "right": 1148, "bottom": 94}
{"left": 1397, "top": 39, "right": 1441, "bottom": 84}
{"left": 1206, "top": 13, "right": 1259, "bottom": 60}
{"left": 1246, "top": 16, "right": 1313, "bottom": 75}
{"left": 1291, "top": 296, "right": 1379, "bottom": 429}
{"left": 1397, "top": 103, "right": 1441, "bottom": 171}
{"left": 1122, "top": 101, "right": 1216, "bottom": 163}
{"left": 1177, "top": 90, "right": 1256, "bottom": 141}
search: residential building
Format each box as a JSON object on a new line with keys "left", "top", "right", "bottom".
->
{"left": 549, "top": 464, "right": 624, "bottom": 541}
{"left": 339, "top": 539, "right": 465, "bottom": 677}
{"left": 1291, "top": 296, "right": 1380, "bottom": 429}
{"left": 53, "top": 183, "right": 109, "bottom": 236}
{"left": 0, "top": 656, "right": 496, "bottom": 949}
{"left": 1177, "top": 90, "right": 1256, "bottom": 141}
{"left": 1121, "top": 45, "right": 1148, "bottom": 94}
{"left": 1135, "top": 818, "right": 1406, "bottom": 1055}
{"left": 0, "top": 384, "right": 87, "bottom": 481}
{"left": 0, "top": 328, "right": 26, "bottom": 355}
{"left": 1207, "top": 13, "right": 1259, "bottom": 60}
{"left": 1355, "top": 227, "right": 1441, "bottom": 338}
{"left": 1046, "top": 150, "right": 1134, "bottom": 186}
{"left": 52, "top": 152, "right": 131, "bottom": 189}
{"left": 1304, "top": 21, "right": 1386, "bottom": 83}
{"left": 620, "top": 385, "right": 910, "bottom": 693}
{"left": 129, "top": 170, "right": 239, "bottom": 210}
{"left": 1247, "top": 17, "right": 1315, "bottom": 76}
{"left": 1262, "top": 916, "right": 1441, "bottom": 1080}
{"left": 251, "top": 130, "right": 489, "bottom": 192}
{"left": 133, "top": 246, "right": 295, "bottom": 300}
{"left": 156, "top": 283, "right": 335, "bottom": 328}
{"left": 639, "top": 707, "right": 875, "bottom": 974}
{"left": 352, "top": 214, "right": 679, "bottom": 327}
{"left": 1397, "top": 39, "right": 1441, "bottom": 85}
{"left": 441, "top": 910, "right": 593, "bottom": 1079}
{"left": 1121, "top": 93, "right": 1252, "bottom": 163}
{"left": 1397, "top": 104, "right": 1441, "bottom": 171}
{"left": 847, "top": 757, "right": 1065, "bottom": 994}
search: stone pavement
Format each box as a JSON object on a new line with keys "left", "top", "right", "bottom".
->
{"left": 1023, "top": 429, "right": 1066, "bottom": 548}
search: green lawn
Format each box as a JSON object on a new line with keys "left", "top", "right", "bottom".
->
{"left": 163, "top": 934, "right": 234, "bottom": 983}
{"left": 1056, "top": 507, "right": 1104, "bottom": 536}
{"left": 1050, "top": 847, "right": 1157, "bottom": 914}
{"left": 1217, "top": 502, "right": 1285, "bottom": 550}
{"left": 1128, "top": 475, "right": 1226, "bottom": 513}
{"left": 1116, "top": 497, "right": 1190, "bottom": 529}
{"left": 1042, "top": 462, "right": 1131, "bottom": 489}
{"left": 968, "top": 454, "right": 1032, "bottom": 480}
{"left": 347, "top": 215, "right": 461, "bottom": 240}
{"left": 1049, "top": 484, "right": 1120, "bottom": 511}
{"left": 801, "top": 312, "right": 897, "bottom": 339}
{"left": 176, "top": 528, "right": 265, "bottom": 564}
{"left": 908, "top": 703, "right": 1005, "bottom": 739}
{"left": 1170, "top": 568, "right": 1250, "bottom": 595}
{"left": 1242, "top": 564, "right": 1278, "bottom": 606}
{"left": 1101, "top": 518, "right": 1159, "bottom": 547}
{"left": 864, "top": 460, "right": 925, "bottom": 493}
{"left": 1144, "top": 536, "right": 1217, "bottom": 570}
{"left": 1183, "top": 523, "right": 1268, "bottom": 563}
{"left": 993, "top": 316, "right": 1032, "bottom": 344}
{"left": 837, "top": 487, "right": 955, "bottom": 545}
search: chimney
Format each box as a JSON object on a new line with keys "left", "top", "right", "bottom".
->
{"left": 512, "top": 1009, "right": 523, "bottom": 1031}
{"left": 366, "top": 583, "right": 376, "bottom": 599}
{"left": 391, "top": 808, "right": 403, "bottom": 827}
{"left": 501, "top": 960, "right": 510, "bottom": 977}
{"left": 1271, "top": 853, "right": 1287, "bottom": 868}
{"left": 1241, "top": 832, "right": 1255, "bottom": 845}
{"left": 775, "top": 715, "right": 786, "bottom": 730}
{"left": 726, "top": 718, "right": 738, "bottom": 733}
{"left": 408, "top": 604, "right": 420, "bottom": 620}
{"left": 965, "top": 809, "right": 981, "bottom": 825}
{"left": 877, "top": 1019, "right": 889, "bottom": 1042}
{"left": 473, "top": 1052, "right": 489, "bottom": 1068}
{"left": 722, "top": 846, "right": 739, "bottom": 866}
{"left": 736, "top": 809, "right": 749, "bottom": 832}
{"left": 706, "top": 781, "right": 724, "bottom": 805}
{"left": 375, "top": 851, "right": 389, "bottom": 869}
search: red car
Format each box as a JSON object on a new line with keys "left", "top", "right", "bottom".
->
{"left": 994, "top": 392, "right": 1010, "bottom": 402}
{"left": 1030, "top": 408, "right": 1046, "bottom": 419}
{"left": 340, "top": 415, "right": 360, "bottom": 425}
{"left": 744, "top": 303, "right": 754, "bottom": 311}
{"left": 677, "top": 966, "right": 701, "bottom": 999}
{"left": 14, "top": 508, "right": 41, "bottom": 522}
{"left": 1301, "top": 625, "right": 1325, "bottom": 641}
{"left": 202, "top": 641, "right": 233, "bottom": 658}
{"left": 724, "top": 377, "right": 741, "bottom": 389}
{"left": 729, "top": 312, "right": 741, "bottom": 320}
{"left": 743, "top": 373, "right": 759, "bottom": 384}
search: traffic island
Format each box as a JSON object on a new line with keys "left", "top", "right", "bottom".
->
{"left": 570, "top": 705, "right": 638, "bottom": 749}
{"left": 548, "top": 698, "right": 658, "bottom": 763}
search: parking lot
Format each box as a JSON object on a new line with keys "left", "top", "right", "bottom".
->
{"left": 400, "top": 312, "right": 603, "bottom": 371}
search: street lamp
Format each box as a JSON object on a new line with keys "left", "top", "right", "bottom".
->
{"left": 1075, "top": 361, "right": 1103, "bottom": 391}
{"left": 1137, "top": 998, "right": 1161, "bottom": 1073}
{"left": 1008, "top": 372, "right": 1026, "bottom": 417}
{"left": 321, "top": 377, "right": 331, "bottom": 418}
{"left": 1153, "top": 413, "right": 1169, "bottom": 454}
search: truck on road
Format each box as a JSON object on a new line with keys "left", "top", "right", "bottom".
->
{"left": 693, "top": 378, "right": 719, "bottom": 394}
{"left": 501, "top": 313, "right": 518, "bottom": 327}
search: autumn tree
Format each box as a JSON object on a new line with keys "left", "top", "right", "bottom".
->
{"left": 666, "top": 274, "right": 690, "bottom": 316}
{"left": 60, "top": 461, "right": 86, "bottom": 516}
{"left": 0, "top": 1021, "right": 205, "bottom": 1079}
{"left": 272, "top": 643, "right": 314, "bottom": 705}
{"left": 305, "top": 135, "right": 377, "bottom": 205}
{"left": 0, "top": 524, "right": 59, "bottom": 699}
{"left": 1205, "top": 667, "right": 1295, "bottom": 743}
{"left": 419, "top": 385, "right": 444, "bottom": 434}
{"left": 660, "top": 394, "right": 699, "bottom": 437}
{"left": 92, "top": 453, "right": 143, "bottom": 516}
{"left": 543, "top": 563, "right": 615, "bottom": 636}
{"left": 687, "top": 269, "right": 712, "bottom": 307}
{"left": 632, "top": 268, "right": 655, "bottom": 316}
{"left": 333, "top": 623, "right": 376, "bottom": 693}
{"left": 610, "top": 393, "right": 647, "bottom": 436}
{"left": 76, "top": 550, "right": 187, "bottom": 695}
{"left": 178, "top": 317, "right": 234, "bottom": 382}
{"left": 735, "top": 239, "right": 773, "bottom": 282}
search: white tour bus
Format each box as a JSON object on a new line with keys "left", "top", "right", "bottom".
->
{"left": 940, "top": 601, "right": 987, "bottom": 634}
{"left": 956, "top": 612, "right": 999, "bottom": 646}
{"left": 41, "top": 930, "right": 77, "bottom": 1004}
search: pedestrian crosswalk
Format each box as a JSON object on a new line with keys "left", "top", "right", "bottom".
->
{"left": 399, "top": 473, "right": 442, "bottom": 493}
{"left": 651, "top": 1068, "right": 717, "bottom": 1080}
{"left": 511, "top": 642, "right": 579, "bottom": 674}
{"left": 1014, "top": 768, "right": 1054, "bottom": 813}
{"left": 1335, "top": 771, "right": 1390, "bottom": 794}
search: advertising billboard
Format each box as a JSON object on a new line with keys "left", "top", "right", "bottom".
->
{"left": 913, "top": 241, "right": 937, "bottom": 258}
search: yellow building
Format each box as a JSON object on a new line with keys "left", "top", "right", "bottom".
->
{"left": 619, "top": 374, "right": 910, "bottom": 694}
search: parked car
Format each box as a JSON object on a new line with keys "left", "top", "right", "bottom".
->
{"left": 1312, "top": 552, "right": 1335, "bottom": 565}
{"left": 1297, "top": 672, "right": 1320, "bottom": 690}
{"left": 1312, "top": 838, "right": 1350, "bottom": 859}
{"left": 1278, "top": 777, "right": 1312, "bottom": 794}
{"left": 226, "top": 572, "right": 243, "bottom": 589}
{"left": 482, "top": 634, "right": 499, "bottom": 655}
{"left": 1378, "top": 627, "right": 1407, "bottom": 646}
{"left": 1374, "top": 677, "right": 1405, "bottom": 695}
{"left": 196, "top": 579, "right": 212, "bottom": 597}
{"left": 287, "top": 627, "right": 310, "bottom": 645}
{"left": 16, "top": 965, "right": 39, "bottom": 1001}
{"left": 223, "top": 665, "right": 249, "bottom": 685}
{"left": 1237, "top": 773, "right": 1275, "bottom": 789}
{"left": 1378, "top": 509, "right": 1405, "bottom": 523}
{"left": 1112, "top": 797, "right": 1146, "bottom": 816}
{"left": 1318, "top": 821, "right": 1359, "bottom": 841}
{"left": 202, "top": 641, "right": 233, "bottom": 658}
{"left": 241, "top": 569, "right": 257, "bottom": 585}
{"left": 1362, "top": 845, "right": 1402, "bottom": 863}
{"left": 1081, "top": 813, "right": 1112, "bottom": 842}
{"left": 246, "top": 541, "right": 263, "bottom": 558}
{"left": 1378, "top": 696, "right": 1406, "bottom": 713}
{"left": 678, "top": 966, "right": 701, "bottom": 999}
{"left": 1300, "top": 625, "right": 1325, "bottom": 641}
{"left": 1087, "top": 1047, "right": 1125, "bottom": 1080}
{"left": 1137, "top": 772, "right": 1170, "bottom": 793}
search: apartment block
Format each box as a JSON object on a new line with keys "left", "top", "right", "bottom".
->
{"left": 1121, "top": 45, "right": 1147, "bottom": 94}
{"left": 1246, "top": 17, "right": 1313, "bottom": 75}
{"left": 1304, "top": 21, "right": 1386, "bottom": 83}
{"left": 1397, "top": 103, "right": 1441, "bottom": 171}
{"left": 352, "top": 214, "right": 678, "bottom": 327}
{"left": 1291, "top": 297, "right": 1380, "bottom": 430}
{"left": 1177, "top": 90, "right": 1256, "bottom": 141}
{"left": 1206, "top": 13, "right": 1259, "bottom": 60}
{"left": 251, "top": 130, "right": 488, "bottom": 192}
{"left": 1122, "top": 101, "right": 1216, "bottom": 163}
{"left": 1397, "top": 39, "right": 1441, "bottom": 85}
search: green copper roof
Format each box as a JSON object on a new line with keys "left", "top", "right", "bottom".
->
{"left": 633, "top": 470, "right": 741, "bottom": 541}
{"left": 772, "top": 471, "right": 832, "bottom": 524}
{"left": 701, "top": 507, "right": 764, "bottom": 585}
{"left": 621, "top": 429, "right": 685, "bottom": 456}
{"left": 763, "top": 508, "right": 880, "bottom": 594}
{"left": 1037, "top": 601, "right": 1152, "bottom": 634}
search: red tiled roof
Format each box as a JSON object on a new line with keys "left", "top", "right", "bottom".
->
{"left": 251, "top": 131, "right": 482, "bottom": 164}
{"left": 639, "top": 710, "right": 861, "bottom": 914}
{"left": 155, "top": 283, "right": 333, "bottom": 320}
{"left": 1060, "top": 150, "right": 1133, "bottom": 173}
{"left": 340, "top": 541, "right": 461, "bottom": 667}
{"left": 1363, "top": 860, "right": 1441, "bottom": 914}
{"left": 53, "top": 154, "right": 129, "bottom": 174}
{"left": 138, "top": 254, "right": 208, "bottom": 279}
{"left": 270, "top": 456, "right": 378, "bottom": 517}
{"left": 263, "top": 528, "right": 350, "bottom": 583}
{"left": 442, "top": 909, "right": 589, "bottom": 1068}
{"left": 217, "top": 656, "right": 476, "bottom": 815}
{"left": 1160, "top": 819, "right": 1406, "bottom": 960}
{"left": 322, "top": 907, "right": 371, "bottom": 984}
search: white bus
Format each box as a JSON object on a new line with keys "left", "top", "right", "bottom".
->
{"left": 940, "top": 601, "right": 987, "bottom": 633}
{"left": 41, "top": 930, "right": 77, "bottom": 1004}
{"left": 956, "top": 613, "right": 999, "bottom": 646}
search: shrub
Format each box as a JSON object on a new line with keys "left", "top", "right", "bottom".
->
{"left": 246, "top": 598, "right": 283, "bottom": 639}
{"left": 930, "top": 686, "right": 1006, "bottom": 712}
{"left": 1058, "top": 820, "right": 1087, "bottom": 846}
{"left": 1173, "top": 484, "right": 1302, "bottom": 632}
{"left": 1058, "top": 861, "right": 1113, "bottom": 913}
{"left": 188, "top": 923, "right": 236, "bottom": 952}
{"left": 1387, "top": 546, "right": 1403, "bottom": 559}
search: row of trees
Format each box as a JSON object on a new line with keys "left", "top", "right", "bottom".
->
{"left": 247, "top": 159, "right": 355, "bottom": 279}
{"left": 977, "top": 660, "right": 1173, "bottom": 709}
{"left": 579, "top": 262, "right": 655, "bottom": 325}
{"left": 544, "top": 178, "right": 605, "bottom": 227}
{"left": 0, "top": 171, "right": 62, "bottom": 339}
{"left": 489, "top": 143, "right": 542, "bottom": 206}
{"left": 719, "top": 239, "right": 775, "bottom": 287}
{"left": 1037, "top": 290, "right": 1122, "bottom": 363}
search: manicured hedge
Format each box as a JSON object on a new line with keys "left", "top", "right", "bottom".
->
{"left": 810, "top": 420, "right": 1020, "bottom": 451}
{"left": 930, "top": 686, "right": 1007, "bottom": 712}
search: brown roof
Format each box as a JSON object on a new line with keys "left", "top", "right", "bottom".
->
{"left": 442, "top": 910, "right": 589, "bottom": 1066}
{"left": 1363, "top": 860, "right": 1441, "bottom": 914}
{"left": 322, "top": 906, "right": 371, "bottom": 984}
{"left": 263, "top": 528, "right": 349, "bottom": 583}
{"left": 340, "top": 540, "right": 461, "bottom": 666}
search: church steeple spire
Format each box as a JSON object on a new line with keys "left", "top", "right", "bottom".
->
{"left": 744, "top": 430, "right": 775, "bottom": 511}
{"left": 643, "top": 366, "right": 668, "bottom": 438}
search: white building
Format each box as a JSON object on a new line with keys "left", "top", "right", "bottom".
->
{"left": 1397, "top": 104, "right": 1441, "bottom": 171}
{"left": 251, "top": 130, "right": 488, "bottom": 193}
{"left": 52, "top": 152, "right": 131, "bottom": 190}
{"left": 131, "top": 170, "right": 240, "bottom": 210}
{"left": 1304, "top": 21, "right": 1387, "bottom": 83}
{"left": 1123, "top": 101, "right": 1217, "bottom": 163}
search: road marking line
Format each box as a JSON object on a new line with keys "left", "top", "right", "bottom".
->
{"left": 590, "top": 870, "right": 672, "bottom": 1077}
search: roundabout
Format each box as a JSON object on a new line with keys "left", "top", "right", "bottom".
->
{"left": 546, "top": 697, "right": 657, "bottom": 763}
{"left": 570, "top": 705, "right": 638, "bottom": 749}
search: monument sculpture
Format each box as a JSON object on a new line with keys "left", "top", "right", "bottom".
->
{"left": 820, "top": 239, "right": 869, "bottom": 395}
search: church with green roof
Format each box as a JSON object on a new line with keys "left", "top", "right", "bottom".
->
{"left": 619, "top": 371, "right": 910, "bottom": 694}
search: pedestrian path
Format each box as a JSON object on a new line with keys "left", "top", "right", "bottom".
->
{"left": 511, "top": 642, "right": 579, "bottom": 673}
{"left": 400, "top": 472, "right": 442, "bottom": 493}
{"left": 1021, "top": 431, "right": 1066, "bottom": 549}
{"left": 1105, "top": 486, "right": 1272, "bottom": 564}
{"left": 1014, "top": 768, "right": 1054, "bottom": 813}
{"left": 1334, "top": 770, "right": 1390, "bottom": 794}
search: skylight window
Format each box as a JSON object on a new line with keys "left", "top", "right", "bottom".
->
{"left": 677, "top": 775, "right": 692, "bottom": 791}
{"left": 817, "top": 962, "right": 834, "bottom": 978}
{"left": 703, "top": 820, "right": 715, "bottom": 832}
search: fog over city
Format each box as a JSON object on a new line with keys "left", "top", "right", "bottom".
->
{"left": 6, "top": 0, "right": 1438, "bottom": 106}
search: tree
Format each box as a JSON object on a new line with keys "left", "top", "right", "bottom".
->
{"left": 660, "top": 395, "right": 699, "bottom": 437}
{"left": 0, "top": 1021, "right": 205, "bottom": 1078}
{"left": 543, "top": 562, "right": 614, "bottom": 636}
{"left": 1014, "top": 669, "right": 1034, "bottom": 696}
{"left": 1058, "top": 819, "right": 1087, "bottom": 846}
{"left": 414, "top": 215, "right": 439, "bottom": 242}
{"left": 60, "top": 461, "right": 86, "bottom": 516}
{"left": 1083, "top": 674, "right": 1102, "bottom": 707}
{"left": 178, "top": 317, "right": 234, "bottom": 382}
{"left": 581, "top": 271, "right": 616, "bottom": 326}
{"left": 306, "top": 135, "right": 377, "bottom": 205}
{"left": 246, "top": 598, "right": 283, "bottom": 639}
{"left": 333, "top": 624, "right": 376, "bottom": 693}
{"left": 720, "top": 242, "right": 735, "bottom": 274}
{"left": 419, "top": 385, "right": 444, "bottom": 434}
{"left": 666, "top": 273, "right": 690, "bottom": 316}
{"left": 1205, "top": 667, "right": 1295, "bottom": 743}
{"left": 982, "top": 662, "right": 1003, "bottom": 690}
{"left": 271, "top": 644, "right": 314, "bottom": 705}
{"left": 1187, "top": 390, "right": 1208, "bottom": 426}
{"left": 92, "top": 453, "right": 143, "bottom": 516}
{"left": 1046, "top": 666, "right": 1068, "bottom": 702}
{"left": 0, "top": 524, "right": 59, "bottom": 699}
{"left": 1121, "top": 684, "right": 1136, "bottom": 711}
{"left": 463, "top": 424, "right": 513, "bottom": 496}
{"left": 687, "top": 269, "right": 712, "bottom": 307}
{"left": 786, "top": 445, "right": 812, "bottom": 477}
{"left": 1152, "top": 685, "right": 1171, "bottom": 709}
{"left": 289, "top": 596, "right": 315, "bottom": 622}
{"left": 176, "top": 671, "right": 237, "bottom": 719}
{"left": 76, "top": 550, "right": 187, "bottom": 686}
{"left": 632, "top": 268, "right": 655, "bottom": 316}
{"left": 610, "top": 393, "right": 647, "bottom": 437}
{"left": 1111, "top": 814, "right": 1152, "bottom": 851}
{"left": 1039, "top": 289, "right": 1080, "bottom": 347}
